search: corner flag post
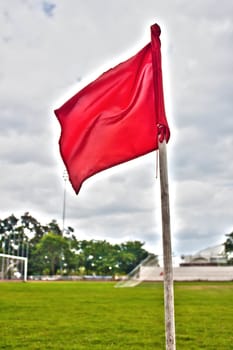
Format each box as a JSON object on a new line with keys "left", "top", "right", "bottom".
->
{"left": 159, "top": 140, "right": 176, "bottom": 350}
{"left": 54, "top": 22, "right": 175, "bottom": 348}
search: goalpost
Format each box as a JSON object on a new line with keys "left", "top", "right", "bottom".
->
{"left": 115, "top": 254, "right": 160, "bottom": 288}
{"left": 0, "top": 253, "right": 28, "bottom": 282}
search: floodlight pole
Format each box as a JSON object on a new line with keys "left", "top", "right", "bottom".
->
{"left": 62, "top": 170, "right": 68, "bottom": 234}
{"left": 158, "top": 140, "right": 176, "bottom": 350}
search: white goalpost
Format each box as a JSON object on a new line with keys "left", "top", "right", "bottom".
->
{"left": 0, "top": 253, "right": 28, "bottom": 282}
{"left": 115, "top": 254, "right": 159, "bottom": 288}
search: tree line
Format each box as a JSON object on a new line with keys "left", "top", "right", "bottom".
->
{"left": 0, "top": 212, "right": 154, "bottom": 277}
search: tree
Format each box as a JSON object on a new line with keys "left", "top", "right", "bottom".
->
{"left": 225, "top": 231, "right": 233, "bottom": 265}
{"left": 42, "top": 220, "right": 63, "bottom": 236}
{"left": 34, "top": 232, "right": 70, "bottom": 275}
{"left": 0, "top": 212, "right": 153, "bottom": 277}
{"left": 74, "top": 239, "right": 150, "bottom": 276}
{"left": 118, "top": 241, "right": 149, "bottom": 274}
{"left": 19, "top": 212, "right": 45, "bottom": 246}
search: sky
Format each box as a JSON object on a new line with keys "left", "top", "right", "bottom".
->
{"left": 1, "top": 0, "right": 233, "bottom": 262}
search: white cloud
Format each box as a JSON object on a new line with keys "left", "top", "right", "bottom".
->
{"left": 0, "top": 0, "right": 233, "bottom": 259}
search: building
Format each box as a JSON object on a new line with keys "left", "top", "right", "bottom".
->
{"left": 180, "top": 244, "right": 227, "bottom": 266}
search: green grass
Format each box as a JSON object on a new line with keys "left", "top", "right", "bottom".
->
{"left": 0, "top": 281, "right": 233, "bottom": 349}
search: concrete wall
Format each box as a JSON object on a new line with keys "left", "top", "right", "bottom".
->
{"left": 139, "top": 266, "right": 233, "bottom": 281}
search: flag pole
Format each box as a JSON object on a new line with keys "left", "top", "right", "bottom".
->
{"left": 158, "top": 139, "right": 176, "bottom": 350}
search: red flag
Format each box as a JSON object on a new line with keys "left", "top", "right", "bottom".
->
{"left": 55, "top": 23, "right": 170, "bottom": 194}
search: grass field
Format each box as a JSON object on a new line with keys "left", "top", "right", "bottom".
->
{"left": 0, "top": 281, "right": 233, "bottom": 349}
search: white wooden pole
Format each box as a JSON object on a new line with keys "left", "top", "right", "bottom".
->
{"left": 24, "top": 257, "right": 28, "bottom": 283}
{"left": 158, "top": 140, "right": 176, "bottom": 350}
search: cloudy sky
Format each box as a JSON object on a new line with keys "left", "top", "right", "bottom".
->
{"left": 1, "top": 0, "right": 232, "bottom": 261}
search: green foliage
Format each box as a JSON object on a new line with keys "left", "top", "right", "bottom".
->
{"left": 33, "top": 233, "right": 71, "bottom": 275}
{"left": 225, "top": 231, "right": 233, "bottom": 252}
{"left": 72, "top": 239, "right": 149, "bottom": 276}
{"left": 0, "top": 282, "right": 233, "bottom": 349}
{"left": 118, "top": 241, "right": 148, "bottom": 273}
{"left": 0, "top": 213, "right": 152, "bottom": 276}
{"left": 224, "top": 231, "right": 233, "bottom": 265}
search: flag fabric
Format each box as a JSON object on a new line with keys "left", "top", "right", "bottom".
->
{"left": 55, "top": 23, "right": 170, "bottom": 194}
